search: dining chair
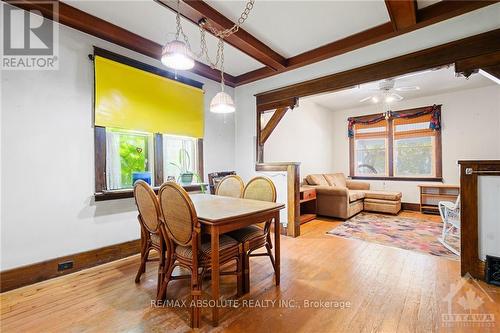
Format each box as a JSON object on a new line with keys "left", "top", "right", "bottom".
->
{"left": 133, "top": 180, "right": 166, "bottom": 298}
{"left": 438, "top": 195, "right": 461, "bottom": 255}
{"left": 227, "top": 176, "right": 277, "bottom": 290}
{"left": 208, "top": 171, "right": 236, "bottom": 194}
{"left": 157, "top": 181, "right": 243, "bottom": 328}
{"left": 215, "top": 174, "right": 244, "bottom": 198}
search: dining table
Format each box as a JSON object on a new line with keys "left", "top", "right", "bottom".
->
{"left": 189, "top": 193, "right": 285, "bottom": 326}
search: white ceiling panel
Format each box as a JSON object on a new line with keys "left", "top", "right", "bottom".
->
{"left": 63, "top": 0, "right": 265, "bottom": 76}
{"left": 206, "top": 0, "right": 391, "bottom": 58}
{"left": 307, "top": 66, "right": 495, "bottom": 111}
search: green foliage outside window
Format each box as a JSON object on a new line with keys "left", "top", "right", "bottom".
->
{"left": 394, "top": 137, "right": 433, "bottom": 176}
{"left": 116, "top": 131, "right": 149, "bottom": 188}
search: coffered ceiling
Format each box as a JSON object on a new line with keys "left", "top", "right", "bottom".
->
{"left": 18, "top": 0, "right": 498, "bottom": 86}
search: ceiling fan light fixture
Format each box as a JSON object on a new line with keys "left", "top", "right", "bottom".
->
{"left": 210, "top": 91, "right": 235, "bottom": 114}
{"left": 161, "top": 40, "right": 195, "bottom": 70}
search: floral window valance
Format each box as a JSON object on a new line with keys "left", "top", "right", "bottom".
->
{"left": 348, "top": 104, "right": 441, "bottom": 137}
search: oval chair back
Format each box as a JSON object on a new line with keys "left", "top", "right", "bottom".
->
{"left": 133, "top": 180, "right": 163, "bottom": 287}
{"left": 133, "top": 180, "right": 161, "bottom": 234}
{"left": 158, "top": 181, "right": 199, "bottom": 247}
{"left": 243, "top": 176, "right": 277, "bottom": 203}
{"left": 244, "top": 176, "right": 277, "bottom": 231}
{"left": 215, "top": 175, "right": 244, "bottom": 198}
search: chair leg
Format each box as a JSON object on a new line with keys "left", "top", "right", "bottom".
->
{"left": 243, "top": 243, "right": 250, "bottom": 294}
{"left": 265, "top": 243, "right": 276, "bottom": 272}
{"left": 237, "top": 245, "right": 244, "bottom": 297}
{"left": 266, "top": 233, "right": 273, "bottom": 249}
{"left": 190, "top": 268, "right": 201, "bottom": 328}
{"left": 156, "top": 249, "right": 166, "bottom": 299}
{"left": 157, "top": 261, "right": 175, "bottom": 301}
{"left": 135, "top": 243, "right": 150, "bottom": 283}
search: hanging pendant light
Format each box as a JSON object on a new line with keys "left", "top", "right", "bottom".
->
{"left": 161, "top": 0, "right": 194, "bottom": 71}
{"left": 209, "top": 39, "right": 235, "bottom": 113}
{"left": 210, "top": 91, "right": 235, "bottom": 113}
{"left": 161, "top": 40, "right": 194, "bottom": 70}
{"left": 159, "top": 0, "right": 255, "bottom": 113}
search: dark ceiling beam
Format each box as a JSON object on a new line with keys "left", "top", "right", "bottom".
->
{"left": 417, "top": 0, "right": 497, "bottom": 23}
{"left": 4, "top": 0, "right": 237, "bottom": 86}
{"left": 385, "top": 0, "right": 417, "bottom": 31}
{"left": 482, "top": 65, "right": 500, "bottom": 80}
{"left": 454, "top": 51, "right": 500, "bottom": 75}
{"left": 155, "top": 0, "right": 286, "bottom": 71}
{"left": 236, "top": 0, "right": 498, "bottom": 86}
{"left": 255, "top": 29, "right": 500, "bottom": 106}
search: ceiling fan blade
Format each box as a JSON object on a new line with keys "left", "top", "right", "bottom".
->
{"left": 391, "top": 93, "right": 404, "bottom": 101}
{"left": 395, "top": 86, "right": 420, "bottom": 92}
{"left": 359, "top": 96, "right": 373, "bottom": 103}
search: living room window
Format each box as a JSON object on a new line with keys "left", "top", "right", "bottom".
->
{"left": 349, "top": 105, "right": 442, "bottom": 181}
{"left": 353, "top": 119, "right": 388, "bottom": 176}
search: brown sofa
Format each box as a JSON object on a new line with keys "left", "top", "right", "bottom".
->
{"left": 303, "top": 173, "right": 402, "bottom": 219}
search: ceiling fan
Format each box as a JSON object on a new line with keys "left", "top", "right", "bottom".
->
{"left": 359, "top": 79, "right": 420, "bottom": 104}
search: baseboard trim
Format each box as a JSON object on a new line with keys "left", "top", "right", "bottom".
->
{"left": 0, "top": 239, "right": 141, "bottom": 293}
{"left": 402, "top": 202, "right": 420, "bottom": 212}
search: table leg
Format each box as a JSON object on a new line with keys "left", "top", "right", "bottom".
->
{"left": 274, "top": 213, "right": 280, "bottom": 286}
{"left": 211, "top": 227, "right": 220, "bottom": 326}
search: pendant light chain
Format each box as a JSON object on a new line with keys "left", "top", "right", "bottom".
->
{"left": 164, "top": 0, "right": 254, "bottom": 113}
{"left": 172, "top": 0, "right": 255, "bottom": 73}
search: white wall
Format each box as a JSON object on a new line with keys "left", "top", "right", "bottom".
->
{"left": 329, "top": 85, "right": 500, "bottom": 203}
{"left": 234, "top": 5, "right": 500, "bottom": 182}
{"left": 478, "top": 176, "right": 500, "bottom": 260}
{"left": 0, "top": 17, "right": 236, "bottom": 270}
{"left": 263, "top": 100, "right": 335, "bottom": 179}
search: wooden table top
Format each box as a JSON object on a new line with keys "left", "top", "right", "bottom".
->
{"left": 417, "top": 184, "right": 459, "bottom": 188}
{"left": 189, "top": 194, "right": 285, "bottom": 223}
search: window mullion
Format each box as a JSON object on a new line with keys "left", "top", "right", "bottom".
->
{"left": 154, "top": 133, "right": 164, "bottom": 186}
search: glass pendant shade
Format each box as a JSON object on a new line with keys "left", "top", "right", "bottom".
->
{"left": 210, "top": 91, "right": 235, "bottom": 114}
{"left": 161, "top": 40, "right": 194, "bottom": 70}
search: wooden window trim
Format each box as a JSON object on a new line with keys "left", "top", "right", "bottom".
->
{"left": 94, "top": 127, "right": 205, "bottom": 201}
{"left": 349, "top": 106, "right": 442, "bottom": 181}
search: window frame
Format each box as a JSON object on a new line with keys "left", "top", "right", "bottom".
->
{"left": 94, "top": 126, "right": 204, "bottom": 200}
{"left": 349, "top": 106, "right": 442, "bottom": 182}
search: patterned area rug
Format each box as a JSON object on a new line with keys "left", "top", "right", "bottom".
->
{"left": 327, "top": 212, "right": 459, "bottom": 259}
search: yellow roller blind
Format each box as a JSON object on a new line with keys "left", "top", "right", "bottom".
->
{"left": 94, "top": 55, "right": 204, "bottom": 138}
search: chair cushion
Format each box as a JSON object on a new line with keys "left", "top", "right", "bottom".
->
{"left": 324, "top": 173, "right": 347, "bottom": 187}
{"left": 227, "top": 225, "right": 265, "bottom": 242}
{"left": 175, "top": 235, "right": 238, "bottom": 259}
{"left": 306, "top": 174, "right": 329, "bottom": 186}
{"left": 150, "top": 233, "right": 161, "bottom": 246}
{"left": 363, "top": 190, "right": 402, "bottom": 201}
{"left": 348, "top": 190, "right": 365, "bottom": 203}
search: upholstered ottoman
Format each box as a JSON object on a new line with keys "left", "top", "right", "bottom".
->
{"left": 363, "top": 190, "right": 402, "bottom": 215}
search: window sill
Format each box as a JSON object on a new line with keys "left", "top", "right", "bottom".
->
{"left": 350, "top": 176, "right": 443, "bottom": 182}
{"left": 94, "top": 183, "right": 208, "bottom": 201}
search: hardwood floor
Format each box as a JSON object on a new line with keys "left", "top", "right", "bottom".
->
{"left": 1, "top": 212, "right": 499, "bottom": 332}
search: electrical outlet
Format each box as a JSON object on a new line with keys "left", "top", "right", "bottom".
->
{"left": 58, "top": 261, "right": 74, "bottom": 271}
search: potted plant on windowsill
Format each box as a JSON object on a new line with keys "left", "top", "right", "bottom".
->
{"left": 169, "top": 148, "right": 194, "bottom": 184}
